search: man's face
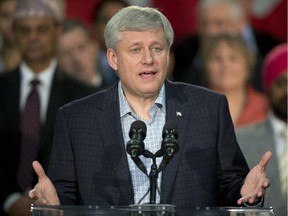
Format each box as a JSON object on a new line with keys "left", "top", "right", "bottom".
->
{"left": 268, "top": 71, "right": 287, "bottom": 122}
{"left": 107, "top": 30, "right": 170, "bottom": 99}
{"left": 13, "top": 17, "right": 59, "bottom": 63}
{"left": 0, "top": 0, "right": 16, "bottom": 43}
{"left": 205, "top": 41, "right": 249, "bottom": 92}
{"left": 57, "top": 27, "right": 97, "bottom": 81}
{"left": 197, "top": 4, "right": 244, "bottom": 43}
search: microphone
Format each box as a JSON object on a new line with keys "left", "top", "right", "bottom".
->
{"left": 126, "top": 120, "right": 148, "bottom": 175}
{"left": 158, "top": 121, "right": 179, "bottom": 173}
{"left": 126, "top": 120, "right": 147, "bottom": 158}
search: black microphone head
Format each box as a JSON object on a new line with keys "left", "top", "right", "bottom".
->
{"left": 129, "top": 120, "right": 147, "bottom": 140}
{"left": 162, "top": 121, "right": 178, "bottom": 139}
{"left": 127, "top": 120, "right": 147, "bottom": 157}
{"left": 161, "top": 121, "right": 179, "bottom": 155}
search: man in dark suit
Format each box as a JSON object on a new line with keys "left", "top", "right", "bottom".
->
{"left": 29, "top": 5, "right": 271, "bottom": 209}
{"left": 0, "top": 0, "right": 98, "bottom": 215}
{"left": 173, "top": 0, "right": 282, "bottom": 92}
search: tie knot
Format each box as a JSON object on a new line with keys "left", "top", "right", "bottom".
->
{"left": 30, "top": 79, "right": 40, "bottom": 88}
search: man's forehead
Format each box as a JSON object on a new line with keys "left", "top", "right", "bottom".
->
{"left": 117, "top": 30, "right": 167, "bottom": 45}
{"left": 14, "top": 16, "right": 56, "bottom": 28}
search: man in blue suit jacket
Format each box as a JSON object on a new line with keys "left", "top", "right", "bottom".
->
{"left": 29, "top": 6, "right": 272, "bottom": 208}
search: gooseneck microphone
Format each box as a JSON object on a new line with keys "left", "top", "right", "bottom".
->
{"left": 126, "top": 120, "right": 148, "bottom": 174}
{"left": 158, "top": 121, "right": 179, "bottom": 173}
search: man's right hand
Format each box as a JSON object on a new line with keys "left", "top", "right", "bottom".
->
{"left": 28, "top": 161, "right": 60, "bottom": 205}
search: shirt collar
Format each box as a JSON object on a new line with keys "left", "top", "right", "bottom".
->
{"left": 20, "top": 59, "right": 57, "bottom": 88}
{"left": 118, "top": 81, "right": 166, "bottom": 118}
{"left": 268, "top": 112, "right": 287, "bottom": 136}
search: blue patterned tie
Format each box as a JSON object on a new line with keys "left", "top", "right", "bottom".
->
{"left": 17, "top": 79, "right": 41, "bottom": 192}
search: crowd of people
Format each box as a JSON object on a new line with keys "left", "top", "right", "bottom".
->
{"left": 0, "top": 0, "right": 286, "bottom": 216}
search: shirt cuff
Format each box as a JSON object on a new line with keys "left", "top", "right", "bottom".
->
{"left": 3, "top": 192, "right": 22, "bottom": 213}
{"left": 243, "top": 196, "right": 264, "bottom": 207}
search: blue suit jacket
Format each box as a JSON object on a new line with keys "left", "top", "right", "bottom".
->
{"left": 48, "top": 80, "right": 249, "bottom": 207}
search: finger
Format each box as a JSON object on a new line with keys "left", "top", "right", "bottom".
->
{"left": 32, "top": 161, "right": 47, "bottom": 180}
{"left": 28, "top": 188, "right": 36, "bottom": 199}
{"left": 257, "top": 190, "right": 263, "bottom": 197}
{"left": 237, "top": 194, "right": 259, "bottom": 205}
{"left": 262, "top": 178, "right": 271, "bottom": 188}
{"left": 258, "top": 151, "right": 272, "bottom": 171}
{"left": 248, "top": 195, "right": 258, "bottom": 204}
{"left": 237, "top": 196, "right": 248, "bottom": 205}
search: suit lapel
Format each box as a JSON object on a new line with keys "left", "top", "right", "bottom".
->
{"left": 39, "top": 70, "right": 67, "bottom": 169}
{"left": 45, "top": 69, "right": 67, "bottom": 130}
{"left": 95, "top": 85, "right": 134, "bottom": 204}
{"left": 160, "top": 81, "right": 190, "bottom": 203}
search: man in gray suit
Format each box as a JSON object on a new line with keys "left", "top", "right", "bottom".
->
{"left": 29, "top": 6, "right": 272, "bottom": 209}
{"left": 236, "top": 43, "right": 287, "bottom": 216}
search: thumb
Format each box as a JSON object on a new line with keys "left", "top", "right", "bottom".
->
{"left": 32, "top": 160, "right": 47, "bottom": 181}
{"left": 258, "top": 151, "right": 272, "bottom": 171}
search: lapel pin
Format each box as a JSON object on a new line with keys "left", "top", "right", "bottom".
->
{"left": 176, "top": 111, "right": 182, "bottom": 117}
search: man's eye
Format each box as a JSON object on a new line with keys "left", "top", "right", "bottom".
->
{"left": 131, "top": 48, "right": 140, "bottom": 53}
{"left": 152, "top": 47, "right": 162, "bottom": 53}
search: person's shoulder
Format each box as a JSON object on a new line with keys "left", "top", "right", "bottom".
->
{"left": 54, "top": 69, "right": 100, "bottom": 94}
{"left": 236, "top": 119, "right": 270, "bottom": 137}
{"left": 167, "top": 80, "right": 224, "bottom": 99}
{"left": 0, "top": 67, "right": 19, "bottom": 79}
{"left": 166, "top": 80, "right": 227, "bottom": 108}
{"left": 55, "top": 69, "right": 96, "bottom": 88}
{"left": 236, "top": 119, "right": 272, "bottom": 155}
{"left": 0, "top": 68, "right": 20, "bottom": 87}
{"left": 60, "top": 83, "right": 116, "bottom": 111}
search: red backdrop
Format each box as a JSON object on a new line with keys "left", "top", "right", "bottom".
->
{"left": 65, "top": 0, "right": 287, "bottom": 44}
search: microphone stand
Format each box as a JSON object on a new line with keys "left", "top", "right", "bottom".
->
{"left": 149, "top": 157, "right": 158, "bottom": 204}
{"left": 131, "top": 146, "right": 178, "bottom": 204}
{"left": 143, "top": 150, "right": 163, "bottom": 204}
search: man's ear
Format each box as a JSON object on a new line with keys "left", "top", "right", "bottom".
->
{"left": 107, "top": 48, "right": 118, "bottom": 71}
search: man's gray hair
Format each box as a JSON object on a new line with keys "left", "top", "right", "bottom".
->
{"left": 197, "top": 0, "right": 244, "bottom": 21}
{"left": 104, "top": 6, "right": 174, "bottom": 50}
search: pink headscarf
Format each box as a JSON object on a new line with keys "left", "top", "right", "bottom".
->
{"left": 263, "top": 43, "right": 287, "bottom": 92}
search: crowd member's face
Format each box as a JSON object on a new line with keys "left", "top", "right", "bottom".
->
{"left": 13, "top": 17, "right": 59, "bottom": 63}
{"left": 268, "top": 71, "right": 287, "bottom": 122}
{"left": 57, "top": 27, "right": 97, "bottom": 82}
{"left": 107, "top": 29, "right": 169, "bottom": 99}
{"left": 205, "top": 41, "right": 249, "bottom": 92}
{"left": 197, "top": 4, "right": 244, "bottom": 43}
{"left": 0, "top": 0, "right": 16, "bottom": 43}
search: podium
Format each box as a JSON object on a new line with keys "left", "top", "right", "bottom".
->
{"left": 30, "top": 204, "right": 274, "bottom": 216}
